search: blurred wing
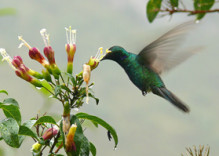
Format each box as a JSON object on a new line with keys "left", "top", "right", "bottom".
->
{"left": 137, "top": 21, "right": 197, "bottom": 74}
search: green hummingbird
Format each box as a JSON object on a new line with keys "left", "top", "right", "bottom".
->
{"left": 101, "top": 21, "right": 197, "bottom": 113}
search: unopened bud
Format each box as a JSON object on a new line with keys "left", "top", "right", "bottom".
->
{"left": 83, "top": 64, "right": 91, "bottom": 104}
{"left": 44, "top": 46, "right": 56, "bottom": 65}
{"left": 42, "top": 126, "right": 59, "bottom": 140}
{"left": 31, "top": 142, "right": 42, "bottom": 153}
{"left": 65, "top": 124, "right": 77, "bottom": 152}
{"left": 12, "top": 56, "right": 23, "bottom": 68}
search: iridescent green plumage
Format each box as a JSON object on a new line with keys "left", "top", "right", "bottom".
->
{"left": 101, "top": 21, "right": 197, "bottom": 113}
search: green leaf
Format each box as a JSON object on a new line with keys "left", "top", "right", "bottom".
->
{"left": 3, "top": 98, "right": 19, "bottom": 107}
{"left": 91, "top": 121, "right": 98, "bottom": 128}
{"left": 170, "top": 0, "right": 178, "bottom": 7}
{"left": 88, "top": 93, "right": 99, "bottom": 105}
{"left": 17, "top": 120, "right": 37, "bottom": 145}
{"left": 0, "top": 118, "right": 20, "bottom": 148}
{"left": 54, "top": 85, "right": 62, "bottom": 97}
{"left": 59, "top": 120, "right": 66, "bottom": 152}
{"left": 0, "top": 8, "right": 16, "bottom": 16}
{"left": 70, "top": 115, "right": 84, "bottom": 156}
{"left": 66, "top": 73, "right": 77, "bottom": 87}
{"left": 146, "top": 0, "right": 162, "bottom": 23}
{"left": 61, "top": 85, "right": 72, "bottom": 93}
{"left": 19, "top": 126, "right": 38, "bottom": 140}
{"left": 34, "top": 116, "right": 57, "bottom": 126}
{"left": 23, "top": 119, "right": 37, "bottom": 128}
{"left": 38, "top": 80, "right": 53, "bottom": 96}
{"left": 89, "top": 142, "right": 96, "bottom": 156}
{"left": 76, "top": 113, "right": 118, "bottom": 148}
{"left": 194, "top": 0, "right": 215, "bottom": 20}
{"left": 0, "top": 102, "right": 21, "bottom": 125}
{"left": 0, "top": 90, "right": 8, "bottom": 95}
{"left": 80, "top": 136, "right": 90, "bottom": 156}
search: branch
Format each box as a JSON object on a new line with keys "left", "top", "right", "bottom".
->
{"left": 158, "top": 8, "right": 219, "bottom": 15}
{"left": 49, "top": 131, "right": 61, "bottom": 153}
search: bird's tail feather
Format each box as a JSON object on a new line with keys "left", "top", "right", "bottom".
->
{"left": 152, "top": 87, "right": 190, "bottom": 113}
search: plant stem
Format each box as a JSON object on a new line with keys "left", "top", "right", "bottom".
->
{"left": 55, "top": 142, "right": 63, "bottom": 153}
{"left": 40, "top": 145, "right": 47, "bottom": 156}
{"left": 49, "top": 131, "right": 60, "bottom": 153}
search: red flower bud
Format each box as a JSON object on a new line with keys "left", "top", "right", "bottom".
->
{"left": 29, "top": 47, "right": 45, "bottom": 64}
{"left": 44, "top": 46, "right": 56, "bottom": 65}
{"left": 12, "top": 56, "right": 23, "bottom": 68}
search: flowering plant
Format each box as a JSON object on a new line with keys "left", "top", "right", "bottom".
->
{"left": 0, "top": 27, "right": 117, "bottom": 156}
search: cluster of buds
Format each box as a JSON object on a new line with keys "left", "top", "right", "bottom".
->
{"left": 0, "top": 26, "right": 108, "bottom": 95}
{"left": 0, "top": 49, "right": 43, "bottom": 87}
{"left": 0, "top": 27, "right": 77, "bottom": 88}
{"left": 0, "top": 28, "right": 64, "bottom": 87}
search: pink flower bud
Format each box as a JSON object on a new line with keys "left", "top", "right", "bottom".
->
{"left": 42, "top": 126, "right": 59, "bottom": 140}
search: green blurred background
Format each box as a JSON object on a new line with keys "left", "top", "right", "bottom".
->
{"left": 0, "top": 0, "right": 219, "bottom": 155}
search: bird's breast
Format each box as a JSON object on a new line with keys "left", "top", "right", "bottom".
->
{"left": 121, "top": 60, "right": 150, "bottom": 91}
{"left": 119, "top": 60, "right": 164, "bottom": 92}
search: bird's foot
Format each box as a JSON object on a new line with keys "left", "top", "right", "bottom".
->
{"left": 142, "top": 91, "right": 147, "bottom": 96}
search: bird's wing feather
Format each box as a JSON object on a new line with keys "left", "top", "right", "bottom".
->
{"left": 137, "top": 21, "right": 197, "bottom": 74}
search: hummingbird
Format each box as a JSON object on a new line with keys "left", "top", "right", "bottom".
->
{"left": 101, "top": 21, "right": 198, "bottom": 113}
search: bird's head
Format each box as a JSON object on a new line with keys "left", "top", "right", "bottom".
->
{"left": 101, "top": 46, "right": 129, "bottom": 62}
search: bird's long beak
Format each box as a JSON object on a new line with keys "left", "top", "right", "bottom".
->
{"left": 106, "top": 49, "right": 111, "bottom": 53}
{"left": 100, "top": 49, "right": 111, "bottom": 61}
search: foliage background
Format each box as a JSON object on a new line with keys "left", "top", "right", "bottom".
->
{"left": 0, "top": 0, "right": 219, "bottom": 155}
